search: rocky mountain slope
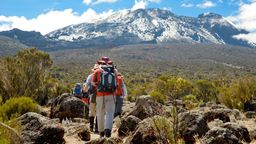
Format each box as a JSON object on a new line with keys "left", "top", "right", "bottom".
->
{"left": 0, "top": 36, "right": 27, "bottom": 57}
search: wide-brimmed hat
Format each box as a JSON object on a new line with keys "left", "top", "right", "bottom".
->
{"left": 101, "top": 56, "right": 109, "bottom": 63}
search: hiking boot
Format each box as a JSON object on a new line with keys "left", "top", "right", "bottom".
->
{"left": 100, "top": 131, "right": 105, "bottom": 137}
{"left": 104, "top": 129, "right": 111, "bottom": 138}
{"left": 89, "top": 117, "right": 94, "bottom": 132}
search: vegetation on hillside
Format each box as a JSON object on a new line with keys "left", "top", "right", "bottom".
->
{"left": 0, "top": 48, "right": 66, "bottom": 105}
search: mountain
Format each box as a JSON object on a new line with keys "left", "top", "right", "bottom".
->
{"left": 0, "top": 36, "right": 28, "bottom": 57}
{"left": 0, "top": 28, "right": 49, "bottom": 49}
{"left": 0, "top": 9, "right": 254, "bottom": 50}
{"left": 46, "top": 9, "right": 254, "bottom": 48}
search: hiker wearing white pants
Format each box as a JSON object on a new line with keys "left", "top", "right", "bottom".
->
{"left": 92, "top": 57, "right": 118, "bottom": 137}
{"left": 96, "top": 95, "right": 115, "bottom": 134}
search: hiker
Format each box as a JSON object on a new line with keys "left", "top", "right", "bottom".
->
{"left": 72, "top": 83, "right": 83, "bottom": 98}
{"left": 92, "top": 57, "right": 118, "bottom": 137}
{"left": 114, "top": 73, "right": 128, "bottom": 117}
{"left": 85, "top": 64, "right": 99, "bottom": 133}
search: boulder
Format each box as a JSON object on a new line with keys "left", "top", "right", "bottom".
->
{"left": 244, "top": 100, "right": 256, "bottom": 111}
{"left": 245, "top": 111, "right": 256, "bottom": 119}
{"left": 127, "top": 95, "right": 164, "bottom": 120}
{"left": 249, "top": 129, "right": 256, "bottom": 140}
{"left": 85, "top": 137, "right": 122, "bottom": 144}
{"left": 202, "top": 127, "right": 241, "bottom": 144}
{"left": 203, "top": 109, "right": 230, "bottom": 123}
{"left": 125, "top": 116, "right": 169, "bottom": 144}
{"left": 118, "top": 115, "right": 142, "bottom": 137}
{"left": 61, "top": 121, "right": 90, "bottom": 141}
{"left": 222, "top": 122, "right": 251, "bottom": 143}
{"left": 50, "top": 93, "right": 89, "bottom": 120}
{"left": 77, "top": 127, "right": 90, "bottom": 141}
{"left": 178, "top": 111, "right": 209, "bottom": 143}
{"left": 18, "top": 112, "right": 65, "bottom": 144}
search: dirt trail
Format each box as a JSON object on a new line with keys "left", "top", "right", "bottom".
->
{"left": 63, "top": 100, "right": 135, "bottom": 143}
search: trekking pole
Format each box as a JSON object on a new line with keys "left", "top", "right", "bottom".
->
{"left": 84, "top": 103, "right": 86, "bottom": 119}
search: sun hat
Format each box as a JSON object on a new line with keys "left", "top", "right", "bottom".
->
{"left": 101, "top": 56, "right": 109, "bottom": 63}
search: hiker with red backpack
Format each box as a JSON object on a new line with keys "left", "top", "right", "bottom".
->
{"left": 92, "top": 57, "right": 118, "bottom": 137}
{"left": 114, "top": 73, "right": 127, "bottom": 117}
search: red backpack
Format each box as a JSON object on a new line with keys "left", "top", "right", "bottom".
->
{"left": 115, "top": 75, "right": 124, "bottom": 96}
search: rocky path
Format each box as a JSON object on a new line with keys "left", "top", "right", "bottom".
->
{"left": 63, "top": 100, "right": 135, "bottom": 143}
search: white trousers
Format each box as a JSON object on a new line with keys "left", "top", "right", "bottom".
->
{"left": 96, "top": 95, "right": 116, "bottom": 132}
{"left": 89, "top": 103, "right": 96, "bottom": 117}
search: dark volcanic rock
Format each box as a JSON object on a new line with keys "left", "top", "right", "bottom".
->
{"left": 50, "top": 93, "right": 89, "bottom": 120}
{"left": 118, "top": 115, "right": 142, "bottom": 137}
{"left": 222, "top": 122, "right": 251, "bottom": 143}
{"left": 125, "top": 116, "right": 169, "bottom": 144}
{"left": 202, "top": 127, "right": 241, "bottom": 144}
{"left": 128, "top": 95, "right": 164, "bottom": 120}
{"left": 18, "top": 112, "right": 65, "bottom": 144}
{"left": 203, "top": 109, "right": 230, "bottom": 123}
{"left": 244, "top": 100, "right": 256, "bottom": 111}
{"left": 178, "top": 111, "right": 209, "bottom": 144}
{"left": 245, "top": 111, "right": 256, "bottom": 119}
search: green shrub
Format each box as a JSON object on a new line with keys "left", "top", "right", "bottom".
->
{"left": 0, "top": 96, "right": 39, "bottom": 122}
{"left": 152, "top": 116, "right": 184, "bottom": 144}
{"left": 151, "top": 75, "right": 194, "bottom": 100}
{"left": 150, "top": 90, "right": 167, "bottom": 104}
{"left": 152, "top": 116, "right": 174, "bottom": 144}
{"left": 182, "top": 94, "right": 202, "bottom": 110}
{"left": 0, "top": 139, "right": 10, "bottom": 144}
{"left": 195, "top": 80, "right": 218, "bottom": 102}
{"left": 218, "top": 77, "right": 256, "bottom": 110}
{"left": 0, "top": 119, "right": 22, "bottom": 144}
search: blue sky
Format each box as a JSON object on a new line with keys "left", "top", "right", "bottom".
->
{"left": 0, "top": 0, "right": 255, "bottom": 43}
{"left": 0, "top": 0, "right": 243, "bottom": 18}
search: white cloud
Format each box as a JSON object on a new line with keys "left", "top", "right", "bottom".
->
{"left": 197, "top": 1, "right": 216, "bottom": 8}
{"left": 0, "top": 8, "right": 113, "bottom": 35}
{"left": 83, "top": 0, "right": 92, "bottom": 5}
{"left": 83, "top": 0, "right": 118, "bottom": 5}
{"left": 132, "top": 0, "right": 147, "bottom": 10}
{"left": 233, "top": 33, "right": 256, "bottom": 44}
{"left": 181, "top": 3, "right": 194, "bottom": 8}
{"left": 227, "top": 1, "right": 256, "bottom": 43}
{"left": 92, "top": 0, "right": 118, "bottom": 5}
{"left": 131, "top": 0, "right": 160, "bottom": 11}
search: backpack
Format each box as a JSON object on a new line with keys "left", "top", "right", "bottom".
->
{"left": 115, "top": 76, "right": 124, "bottom": 96}
{"left": 73, "top": 83, "right": 82, "bottom": 97}
{"left": 97, "top": 65, "right": 117, "bottom": 92}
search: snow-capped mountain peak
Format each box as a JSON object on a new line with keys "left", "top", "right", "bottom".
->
{"left": 45, "top": 8, "right": 253, "bottom": 48}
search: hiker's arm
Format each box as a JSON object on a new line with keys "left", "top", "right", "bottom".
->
{"left": 92, "top": 70, "right": 99, "bottom": 87}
